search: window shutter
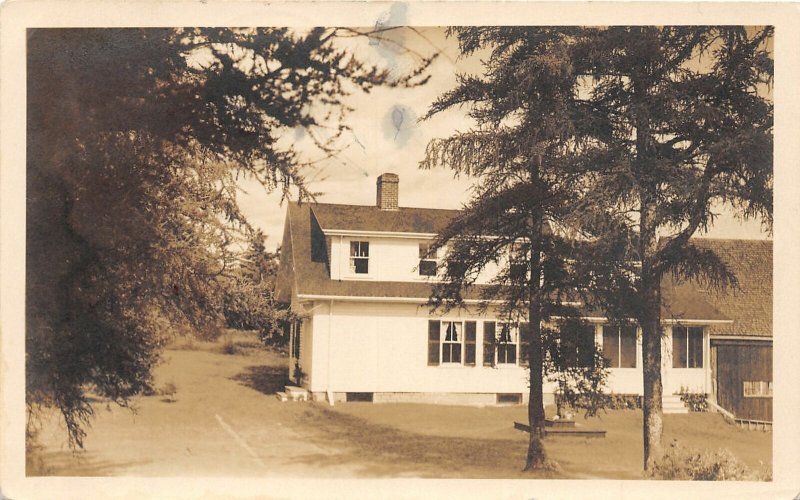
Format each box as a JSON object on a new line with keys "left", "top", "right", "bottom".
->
{"left": 428, "top": 320, "right": 441, "bottom": 366}
{"left": 519, "top": 322, "right": 530, "bottom": 367}
{"left": 483, "top": 321, "right": 496, "bottom": 366}
{"left": 465, "top": 321, "right": 476, "bottom": 366}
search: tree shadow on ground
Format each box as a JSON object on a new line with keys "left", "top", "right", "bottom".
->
{"left": 231, "top": 365, "right": 289, "bottom": 395}
{"left": 28, "top": 449, "right": 149, "bottom": 476}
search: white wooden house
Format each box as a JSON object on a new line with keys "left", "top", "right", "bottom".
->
{"left": 275, "top": 174, "right": 772, "bottom": 418}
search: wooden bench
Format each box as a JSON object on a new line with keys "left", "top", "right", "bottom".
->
{"left": 514, "top": 421, "right": 606, "bottom": 438}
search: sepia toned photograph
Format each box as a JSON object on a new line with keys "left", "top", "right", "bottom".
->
{"left": 22, "top": 23, "right": 776, "bottom": 482}
{"left": 4, "top": 3, "right": 799, "bottom": 497}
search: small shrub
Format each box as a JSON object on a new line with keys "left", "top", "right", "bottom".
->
{"left": 648, "top": 440, "right": 754, "bottom": 481}
{"left": 159, "top": 381, "right": 178, "bottom": 402}
{"left": 678, "top": 388, "right": 709, "bottom": 412}
{"left": 607, "top": 393, "right": 642, "bottom": 410}
{"left": 221, "top": 340, "right": 240, "bottom": 355}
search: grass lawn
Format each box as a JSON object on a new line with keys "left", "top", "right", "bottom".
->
{"left": 29, "top": 331, "right": 772, "bottom": 479}
{"left": 320, "top": 402, "right": 772, "bottom": 479}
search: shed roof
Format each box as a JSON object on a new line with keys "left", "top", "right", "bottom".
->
{"left": 682, "top": 238, "right": 772, "bottom": 337}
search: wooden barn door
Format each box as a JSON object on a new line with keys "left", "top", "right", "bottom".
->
{"left": 712, "top": 339, "right": 772, "bottom": 421}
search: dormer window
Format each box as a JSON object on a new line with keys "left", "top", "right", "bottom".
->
{"left": 418, "top": 242, "right": 438, "bottom": 277}
{"left": 349, "top": 241, "right": 369, "bottom": 274}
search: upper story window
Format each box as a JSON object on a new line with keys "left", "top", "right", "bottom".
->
{"left": 418, "top": 242, "right": 438, "bottom": 277}
{"left": 672, "top": 326, "right": 704, "bottom": 368}
{"left": 508, "top": 242, "right": 529, "bottom": 280}
{"left": 349, "top": 241, "right": 369, "bottom": 274}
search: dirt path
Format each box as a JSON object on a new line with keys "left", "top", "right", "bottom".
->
{"left": 33, "top": 344, "right": 363, "bottom": 477}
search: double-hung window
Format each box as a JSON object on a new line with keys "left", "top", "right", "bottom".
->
{"left": 349, "top": 241, "right": 369, "bottom": 274}
{"left": 497, "top": 323, "right": 518, "bottom": 365}
{"left": 418, "top": 242, "right": 437, "bottom": 277}
{"left": 483, "top": 321, "right": 519, "bottom": 366}
{"left": 602, "top": 325, "right": 637, "bottom": 368}
{"left": 672, "top": 326, "right": 704, "bottom": 368}
{"left": 427, "top": 320, "right": 476, "bottom": 366}
{"left": 442, "top": 321, "right": 463, "bottom": 364}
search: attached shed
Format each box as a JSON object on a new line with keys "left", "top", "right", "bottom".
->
{"left": 712, "top": 338, "right": 772, "bottom": 421}
{"left": 693, "top": 239, "right": 773, "bottom": 422}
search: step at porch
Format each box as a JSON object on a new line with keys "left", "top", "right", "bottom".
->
{"left": 662, "top": 394, "right": 689, "bottom": 414}
{"left": 276, "top": 385, "right": 309, "bottom": 402}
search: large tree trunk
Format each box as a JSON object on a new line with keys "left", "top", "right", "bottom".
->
{"left": 640, "top": 290, "right": 664, "bottom": 470}
{"left": 639, "top": 202, "right": 665, "bottom": 470}
{"left": 524, "top": 310, "right": 547, "bottom": 470}
{"left": 524, "top": 192, "right": 547, "bottom": 471}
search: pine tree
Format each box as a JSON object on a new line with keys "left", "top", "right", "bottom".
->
{"left": 570, "top": 26, "right": 773, "bottom": 469}
{"left": 423, "top": 26, "right": 772, "bottom": 471}
{"left": 421, "top": 27, "right": 604, "bottom": 471}
{"left": 26, "top": 28, "right": 434, "bottom": 447}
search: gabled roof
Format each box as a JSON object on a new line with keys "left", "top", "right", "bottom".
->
{"left": 275, "top": 202, "right": 770, "bottom": 337}
{"left": 310, "top": 203, "right": 460, "bottom": 234}
{"left": 274, "top": 201, "right": 469, "bottom": 302}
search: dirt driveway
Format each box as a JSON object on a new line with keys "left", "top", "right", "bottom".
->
{"left": 32, "top": 339, "right": 371, "bottom": 477}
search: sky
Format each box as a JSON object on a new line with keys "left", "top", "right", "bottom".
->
{"left": 235, "top": 27, "right": 772, "bottom": 252}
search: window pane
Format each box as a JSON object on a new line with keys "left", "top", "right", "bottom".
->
{"left": 620, "top": 326, "right": 637, "bottom": 368}
{"left": 672, "top": 327, "right": 687, "bottom": 368}
{"left": 419, "top": 243, "right": 434, "bottom": 259}
{"left": 507, "top": 345, "right": 517, "bottom": 364}
{"left": 445, "top": 322, "right": 461, "bottom": 342}
{"left": 452, "top": 343, "right": 461, "bottom": 363}
{"left": 602, "top": 326, "right": 620, "bottom": 368}
{"left": 353, "top": 258, "right": 368, "bottom": 274}
{"left": 465, "top": 322, "right": 476, "bottom": 342}
{"left": 499, "top": 323, "right": 511, "bottom": 343}
{"left": 350, "top": 241, "right": 368, "bottom": 257}
{"left": 465, "top": 344, "right": 476, "bottom": 366}
{"left": 419, "top": 260, "right": 436, "bottom": 276}
{"left": 688, "top": 327, "right": 703, "bottom": 368}
{"left": 443, "top": 344, "right": 452, "bottom": 363}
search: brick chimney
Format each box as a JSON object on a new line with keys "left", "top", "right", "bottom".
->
{"left": 376, "top": 173, "right": 399, "bottom": 211}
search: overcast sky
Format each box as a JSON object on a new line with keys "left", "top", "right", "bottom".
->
{"left": 235, "top": 27, "right": 771, "bottom": 251}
